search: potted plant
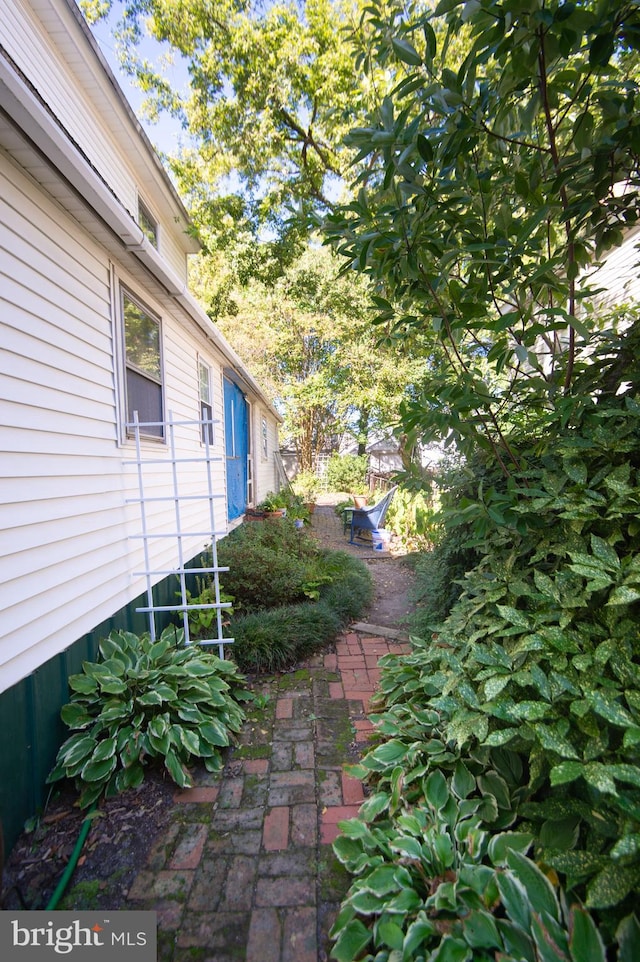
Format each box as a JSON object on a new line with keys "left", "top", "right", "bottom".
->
{"left": 257, "top": 491, "right": 288, "bottom": 519}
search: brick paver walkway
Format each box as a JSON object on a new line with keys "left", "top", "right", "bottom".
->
{"left": 125, "top": 504, "right": 411, "bottom": 961}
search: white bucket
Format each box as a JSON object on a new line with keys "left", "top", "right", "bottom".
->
{"left": 372, "top": 528, "right": 391, "bottom": 552}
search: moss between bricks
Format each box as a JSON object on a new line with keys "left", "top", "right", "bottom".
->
{"left": 318, "top": 845, "right": 352, "bottom": 902}
{"left": 232, "top": 743, "right": 271, "bottom": 760}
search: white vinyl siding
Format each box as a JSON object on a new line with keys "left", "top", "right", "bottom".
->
{"left": 588, "top": 229, "right": 640, "bottom": 311}
{"left": 0, "top": 0, "right": 191, "bottom": 282}
{"left": 253, "top": 408, "right": 280, "bottom": 503}
{"left": 0, "top": 156, "right": 227, "bottom": 692}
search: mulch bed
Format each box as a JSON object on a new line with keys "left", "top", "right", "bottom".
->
{"left": 1, "top": 767, "right": 176, "bottom": 911}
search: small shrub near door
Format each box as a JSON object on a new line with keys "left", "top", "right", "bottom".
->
{"left": 208, "top": 520, "right": 373, "bottom": 673}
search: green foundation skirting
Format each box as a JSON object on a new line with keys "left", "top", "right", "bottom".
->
{"left": 0, "top": 559, "right": 205, "bottom": 857}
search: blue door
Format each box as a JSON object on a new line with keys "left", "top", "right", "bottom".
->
{"left": 224, "top": 377, "right": 248, "bottom": 521}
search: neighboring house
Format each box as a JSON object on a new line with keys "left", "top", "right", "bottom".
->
{"left": 0, "top": 0, "right": 280, "bottom": 853}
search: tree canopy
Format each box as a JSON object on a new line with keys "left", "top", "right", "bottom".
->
{"left": 201, "top": 245, "right": 423, "bottom": 470}
{"left": 82, "top": 0, "right": 380, "bottom": 236}
{"left": 323, "top": 0, "right": 640, "bottom": 469}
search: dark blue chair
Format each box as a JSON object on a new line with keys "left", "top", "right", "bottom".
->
{"left": 344, "top": 486, "right": 398, "bottom": 545}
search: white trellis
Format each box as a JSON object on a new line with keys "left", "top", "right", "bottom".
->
{"left": 124, "top": 411, "right": 233, "bottom": 657}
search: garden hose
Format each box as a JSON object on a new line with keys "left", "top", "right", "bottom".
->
{"left": 46, "top": 804, "right": 97, "bottom": 910}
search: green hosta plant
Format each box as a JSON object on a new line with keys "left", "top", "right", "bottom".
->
{"left": 179, "top": 576, "right": 235, "bottom": 640}
{"left": 330, "top": 773, "right": 640, "bottom": 962}
{"left": 48, "top": 627, "right": 246, "bottom": 807}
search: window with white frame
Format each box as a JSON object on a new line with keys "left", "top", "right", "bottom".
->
{"left": 122, "top": 289, "right": 164, "bottom": 438}
{"left": 261, "top": 415, "right": 268, "bottom": 459}
{"left": 199, "top": 359, "right": 213, "bottom": 444}
{"left": 138, "top": 197, "right": 158, "bottom": 248}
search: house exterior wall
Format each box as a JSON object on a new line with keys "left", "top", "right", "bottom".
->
{"left": 0, "top": 0, "right": 280, "bottom": 853}
{"left": 253, "top": 405, "right": 280, "bottom": 500}
{"left": 1, "top": 0, "right": 194, "bottom": 282}
{"left": 0, "top": 151, "right": 232, "bottom": 694}
{"left": 588, "top": 227, "right": 640, "bottom": 312}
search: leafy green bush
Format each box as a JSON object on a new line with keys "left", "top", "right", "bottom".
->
{"left": 180, "top": 576, "right": 235, "bottom": 641}
{"left": 48, "top": 627, "right": 246, "bottom": 807}
{"left": 409, "top": 523, "right": 480, "bottom": 632}
{"left": 228, "top": 550, "right": 372, "bottom": 672}
{"left": 331, "top": 769, "right": 640, "bottom": 962}
{"left": 325, "top": 453, "right": 369, "bottom": 494}
{"left": 317, "top": 550, "right": 374, "bottom": 624}
{"left": 385, "top": 487, "right": 438, "bottom": 551}
{"left": 337, "top": 398, "right": 640, "bottom": 944}
{"left": 228, "top": 602, "right": 341, "bottom": 673}
{"left": 292, "top": 469, "right": 322, "bottom": 502}
{"left": 217, "top": 519, "right": 320, "bottom": 611}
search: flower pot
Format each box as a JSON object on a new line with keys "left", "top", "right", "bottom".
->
{"left": 353, "top": 495, "right": 369, "bottom": 509}
{"left": 304, "top": 502, "right": 316, "bottom": 514}
{"left": 265, "top": 508, "right": 286, "bottom": 519}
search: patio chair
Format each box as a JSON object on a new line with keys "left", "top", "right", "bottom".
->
{"left": 344, "top": 486, "right": 398, "bottom": 545}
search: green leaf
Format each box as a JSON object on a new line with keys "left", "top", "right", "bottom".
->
{"left": 531, "top": 911, "right": 570, "bottom": 962}
{"left": 391, "top": 37, "right": 422, "bottom": 66}
{"left": 60, "top": 703, "right": 94, "bottom": 729}
{"left": 417, "top": 133, "right": 434, "bottom": 163}
{"left": 539, "top": 816, "right": 580, "bottom": 852}
{"left": 425, "top": 769, "right": 450, "bottom": 810}
{"left": 590, "top": 535, "right": 619, "bottom": 570}
{"left": 550, "top": 761, "right": 584, "bottom": 786}
{"left": 451, "top": 761, "right": 476, "bottom": 799}
{"left": 378, "top": 919, "right": 404, "bottom": 950}
{"left": 488, "top": 832, "right": 533, "bottom": 866}
{"left": 136, "top": 690, "right": 163, "bottom": 706}
{"left": 369, "top": 740, "right": 409, "bottom": 766}
{"left": 462, "top": 910, "right": 501, "bottom": 949}
{"left": 331, "top": 919, "right": 371, "bottom": 962}
{"left": 434, "top": 0, "right": 464, "bottom": 15}
{"left": 68, "top": 674, "right": 98, "bottom": 694}
{"left": 586, "top": 863, "right": 640, "bottom": 909}
{"left": 361, "top": 864, "right": 400, "bottom": 896}
{"left": 533, "top": 724, "right": 579, "bottom": 759}
{"left": 199, "top": 718, "right": 229, "bottom": 747}
{"left": 607, "top": 585, "right": 640, "bottom": 606}
{"left": 506, "top": 851, "right": 559, "bottom": 921}
{"left": 587, "top": 691, "right": 635, "bottom": 727}
{"left": 429, "top": 934, "right": 469, "bottom": 961}
{"left": 164, "top": 749, "right": 192, "bottom": 788}
{"left": 582, "top": 763, "right": 618, "bottom": 795}
{"left": 616, "top": 914, "right": 640, "bottom": 962}
{"left": 496, "top": 605, "right": 530, "bottom": 628}
{"left": 58, "top": 734, "right": 97, "bottom": 768}
{"left": 497, "top": 871, "right": 531, "bottom": 930}
{"left": 178, "top": 726, "right": 202, "bottom": 756}
{"left": 610, "top": 834, "right": 640, "bottom": 860}
{"left": 359, "top": 792, "right": 390, "bottom": 822}
{"left": 403, "top": 916, "right": 435, "bottom": 955}
{"left": 92, "top": 736, "right": 117, "bottom": 762}
{"left": 81, "top": 754, "right": 117, "bottom": 783}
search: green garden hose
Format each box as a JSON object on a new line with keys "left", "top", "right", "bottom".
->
{"left": 46, "top": 804, "right": 97, "bottom": 910}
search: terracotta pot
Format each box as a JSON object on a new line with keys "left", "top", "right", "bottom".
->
{"left": 304, "top": 502, "right": 316, "bottom": 514}
{"left": 353, "top": 495, "right": 369, "bottom": 509}
{"left": 265, "top": 508, "right": 286, "bottom": 519}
